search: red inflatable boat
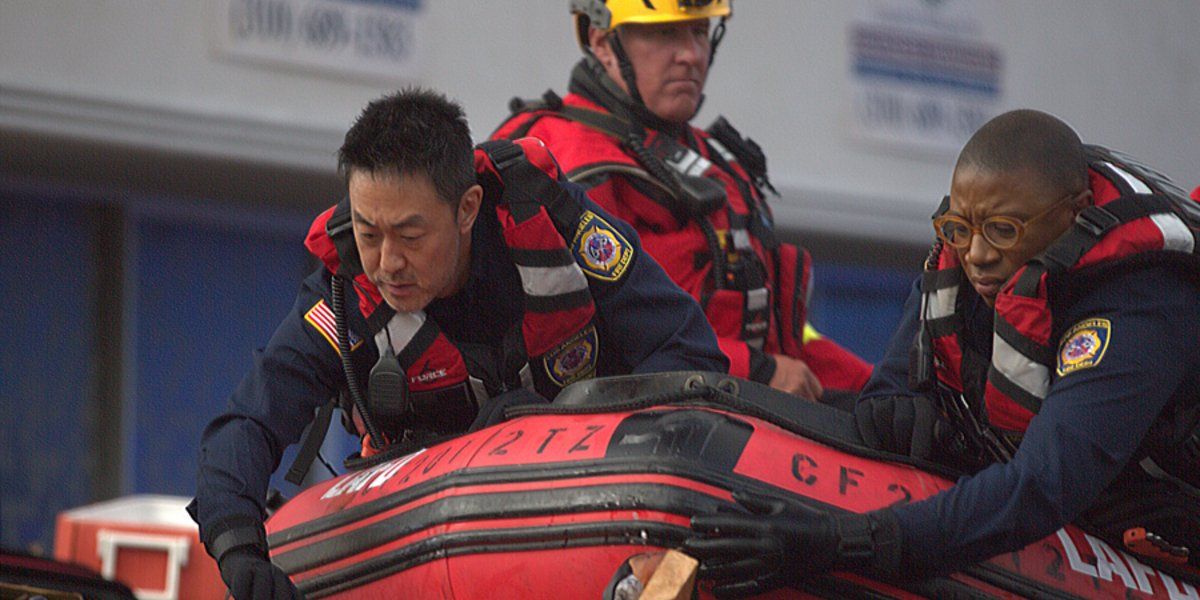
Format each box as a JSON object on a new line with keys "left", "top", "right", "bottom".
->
{"left": 265, "top": 372, "right": 1200, "bottom": 599}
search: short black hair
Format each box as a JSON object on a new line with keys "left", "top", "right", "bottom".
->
{"left": 338, "top": 87, "right": 476, "bottom": 206}
{"left": 955, "top": 109, "right": 1087, "bottom": 195}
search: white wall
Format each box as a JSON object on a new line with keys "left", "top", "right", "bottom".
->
{"left": 2, "top": 1, "right": 1197, "bottom": 244}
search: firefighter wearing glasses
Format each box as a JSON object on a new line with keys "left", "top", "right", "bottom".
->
{"left": 685, "top": 110, "right": 1200, "bottom": 595}
{"left": 492, "top": 0, "right": 873, "bottom": 401}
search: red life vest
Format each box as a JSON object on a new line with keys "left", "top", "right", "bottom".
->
{"left": 495, "top": 89, "right": 871, "bottom": 390}
{"left": 304, "top": 138, "right": 614, "bottom": 449}
{"left": 919, "top": 145, "right": 1200, "bottom": 448}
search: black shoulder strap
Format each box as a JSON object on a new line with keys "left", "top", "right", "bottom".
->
{"left": 1086, "top": 144, "right": 1194, "bottom": 204}
{"left": 1013, "top": 195, "right": 1179, "bottom": 297}
{"left": 476, "top": 139, "right": 584, "bottom": 239}
{"left": 706, "top": 116, "right": 778, "bottom": 196}
{"left": 495, "top": 90, "right": 561, "bottom": 141}
{"left": 501, "top": 89, "right": 642, "bottom": 144}
{"left": 933, "top": 195, "right": 951, "bottom": 219}
{"left": 284, "top": 400, "right": 336, "bottom": 485}
{"left": 556, "top": 105, "right": 640, "bottom": 141}
{"left": 326, "top": 197, "right": 363, "bottom": 276}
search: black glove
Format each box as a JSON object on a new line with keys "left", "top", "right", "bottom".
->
{"left": 684, "top": 490, "right": 900, "bottom": 598}
{"left": 218, "top": 548, "right": 302, "bottom": 600}
{"left": 854, "top": 395, "right": 941, "bottom": 460}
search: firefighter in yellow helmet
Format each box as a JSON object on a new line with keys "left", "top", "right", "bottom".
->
{"left": 494, "top": 0, "right": 875, "bottom": 400}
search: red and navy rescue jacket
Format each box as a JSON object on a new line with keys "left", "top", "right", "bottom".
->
{"left": 864, "top": 145, "right": 1200, "bottom": 573}
{"left": 492, "top": 59, "right": 872, "bottom": 391}
{"left": 918, "top": 145, "right": 1200, "bottom": 453}
{"left": 188, "top": 139, "right": 728, "bottom": 553}
{"left": 303, "top": 138, "right": 728, "bottom": 450}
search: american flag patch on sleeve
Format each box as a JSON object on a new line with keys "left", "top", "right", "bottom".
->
{"left": 305, "top": 299, "right": 363, "bottom": 355}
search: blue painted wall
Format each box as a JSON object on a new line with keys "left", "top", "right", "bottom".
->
{"left": 127, "top": 204, "right": 360, "bottom": 499}
{"left": 128, "top": 206, "right": 312, "bottom": 496}
{"left": 807, "top": 263, "right": 917, "bottom": 364}
{"left": 0, "top": 191, "right": 96, "bottom": 552}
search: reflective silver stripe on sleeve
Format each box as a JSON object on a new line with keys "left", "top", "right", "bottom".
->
{"left": 922, "top": 285, "right": 959, "bottom": 320}
{"left": 516, "top": 264, "right": 589, "bottom": 298}
{"left": 746, "top": 287, "right": 769, "bottom": 312}
{"left": 375, "top": 311, "right": 426, "bottom": 353}
{"left": 1149, "top": 212, "right": 1196, "bottom": 254}
{"left": 992, "top": 334, "right": 1049, "bottom": 400}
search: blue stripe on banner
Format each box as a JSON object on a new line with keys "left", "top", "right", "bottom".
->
{"left": 854, "top": 62, "right": 999, "bottom": 96}
{"left": 328, "top": 0, "right": 423, "bottom": 11}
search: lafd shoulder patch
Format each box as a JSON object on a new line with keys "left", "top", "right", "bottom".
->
{"left": 1056, "top": 318, "right": 1111, "bottom": 377}
{"left": 305, "top": 299, "right": 363, "bottom": 355}
{"left": 544, "top": 325, "right": 599, "bottom": 387}
{"left": 573, "top": 211, "right": 633, "bottom": 282}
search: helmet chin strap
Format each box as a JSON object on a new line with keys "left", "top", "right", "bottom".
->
{"left": 709, "top": 16, "right": 727, "bottom": 67}
{"left": 605, "top": 28, "right": 644, "bottom": 108}
{"left": 576, "top": 55, "right": 683, "bottom": 135}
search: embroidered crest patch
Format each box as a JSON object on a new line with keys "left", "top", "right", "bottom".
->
{"left": 573, "top": 211, "right": 633, "bottom": 282}
{"left": 305, "top": 299, "right": 363, "bottom": 355}
{"left": 544, "top": 325, "right": 599, "bottom": 387}
{"left": 1056, "top": 318, "right": 1111, "bottom": 376}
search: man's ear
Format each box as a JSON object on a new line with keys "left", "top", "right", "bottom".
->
{"left": 588, "top": 27, "right": 616, "bottom": 69}
{"left": 457, "top": 184, "right": 483, "bottom": 234}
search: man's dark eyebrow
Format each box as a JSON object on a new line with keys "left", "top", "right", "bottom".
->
{"left": 351, "top": 209, "right": 375, "bottom": 228}
{"left": 389, "top": 214, "right": 428, "bottom": 229}
{"left": 351, "top": 209, "right": 426, "bottom": 230}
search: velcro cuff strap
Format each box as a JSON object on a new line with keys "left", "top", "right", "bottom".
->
{"left": 834, "top": 513, "right": 875, "bottom": 564}
{"left": 207, "top": 523, "right": 267, "bottom": 563}
{"left": 866, "top": 509, "right": 904, "bottom": 574}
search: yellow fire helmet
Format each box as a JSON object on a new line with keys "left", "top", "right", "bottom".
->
{"left": 570, "top": 0, "right": 732, "bottom": 50}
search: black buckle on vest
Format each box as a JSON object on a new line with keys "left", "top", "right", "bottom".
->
{"left": 540, "top": 89, "right": 563, "bottom": 111}
{"left": 480, "top": 140, "right": 526, "bottom": 172}
{"left": 1074, "top": 205, "right": 1121, "bottom": 237}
